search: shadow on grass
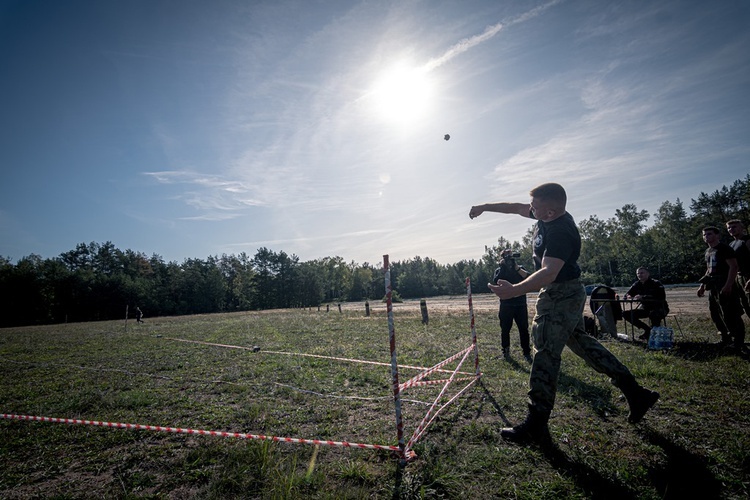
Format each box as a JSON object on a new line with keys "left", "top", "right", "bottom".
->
{"left": 501, "top": 355, "right": 532, "bottom": 374}
{"left": 538, "top": 441, "right": 639, "bottom": 500}
{"left": 558, "top": 372, "right": 620, "bottom": 419}
{"left": 669, "top": 341, "right": 749, "bottom": 362}
{"left": 478, "top": 377, "right": 640, "bottom": 498}
{"left": 637, "top": 427, "right": 724, "bottom": 499}
{"left": 392, "top": 456, "right": 407, "bottom": 500}
{"left": 476, "top": 379, "right": 510, "bottom": 425}
{"left": 533, "top": 425, "right": 723, "bottom": 500}
{"left": 480, "top": 377, "right": 637, "bottom": 499}
{"left": 391, "top": 380, "right": 509, "bottom": 499}
{"left": 390, "top": 381, "right": 725, "bottom": 499}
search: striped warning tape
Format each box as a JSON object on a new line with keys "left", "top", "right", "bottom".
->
{"left": 0, "top": 356, "right": 427, "bottom": 405}
{"left": 407, "top": 376, "right": 480, "bottom": 449}
{"left": 399, "top": 345, "right": 475, "bottom": 391}
{"left": 161, "top": 336, "right": 474, "bottom": 375}
{"left": 399, "top": 376, "right": 478, "bottom": 388}
{"left": 404, "top": 345, "right": 476, "bottom": 452}
{"left": 1, "top": 414, "right": 401, "bottom": 453}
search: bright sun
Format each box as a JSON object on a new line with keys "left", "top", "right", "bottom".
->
{"left": 371, "top": 62, "right": 433, "bottom": 124}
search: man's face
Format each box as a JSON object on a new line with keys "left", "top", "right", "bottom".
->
{"left": 703, "top": 230, "right": 720, "bottom": 247}
{"left": 530, "top": 197, "right": 554, "bottom": 222}
{"left": 636, "top": 269, "right": 649, "bottom": 282}
{"left": 726, "top": 222, "right": 744, "bottom": 237}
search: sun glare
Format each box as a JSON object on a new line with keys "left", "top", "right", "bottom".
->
{"left": 371, "top": 62, "right": 433, "bottom": 124}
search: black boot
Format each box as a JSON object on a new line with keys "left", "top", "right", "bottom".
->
{"left": 501, "top": 405, "right": 551, "bottom": 444}
{"left": 615, "top": 378, "right": 659, "bottom": 423}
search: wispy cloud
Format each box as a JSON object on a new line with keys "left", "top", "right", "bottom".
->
{"left": 144, "top": 171, "right": 265, "bottom": 219}
{"left": 224, "top": 228, "right": 391, "bottom": 254}
{"left": 179, "top": 213, "right": 240, "bottom": 222}
{"left": 486, "top": 2, "right": 750, "bottom": 221}
{"left": 145, "top": 171, "right": 255, "bottom": 194}
{"left": 144, "top": 1, "right": 748, "bottom": 260}
{"left": 423, "top": 0, "right": 563, "bottom": 72}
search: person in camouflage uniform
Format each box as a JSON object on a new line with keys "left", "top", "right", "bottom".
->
{"left": 469, "top": 183, "right": 659, "bottom": 444}
{"left": 725, "top": 219, "right": 750, "bottom": 318}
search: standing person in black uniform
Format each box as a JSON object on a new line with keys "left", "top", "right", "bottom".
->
{"left": 623, "top": 267, "right": 669, "bottom": 340}
{"left": 697, "top": 226, "right": 745, "bottom": 351}
{"left": 726, "top": 219, "right": 750, "bottom": 317}
{"left": 493, "top": 249, "right": 532, "bottom": 362}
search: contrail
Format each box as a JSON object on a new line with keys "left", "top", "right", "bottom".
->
{"left": 422, "top": 0, "right": 563, "bottom": 72}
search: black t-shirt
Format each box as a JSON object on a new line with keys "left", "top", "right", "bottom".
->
{"left": 531, "top": 211, "right": 581, "bottom": 283}
{"left": 626, "top": 277, "right": 668, "bottom": 312}
{"left": 705, "top": 242, "right": 736, "bottom": 277}
{"left": 493, "top": 262, "right": 527, "bottom": 305}
{"left": 729, "top": 235, "right": 750, "bottom": 277}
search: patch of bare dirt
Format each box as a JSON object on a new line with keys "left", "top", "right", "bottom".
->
{"left": 338, "top": 286, "right": 707, "bottom": 317}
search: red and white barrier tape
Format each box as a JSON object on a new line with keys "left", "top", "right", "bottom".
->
{"left": 399, "top": 376, "right": 478, "bottom": 388}
{"left": 466, "top": 277, "right": 480, "bottom": 376}
{"left": 1, "top": 413, "right": 401, "bottom": 453}
{"left": 399, "top": 345, "right": 475, "bottom": 391}
{"left": 405, "top": 345, "right": 475, "bottom": 451}
{"left": 2, "top": 266, "right": 481, "bottom": 464}
{"left": 163, "top": 337, "right": 473, "bottom": 376}
{"left": 407, "top": 375, "right": 480, "bottom": 448}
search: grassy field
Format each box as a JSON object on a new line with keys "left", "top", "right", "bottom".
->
{"left": 1, "top": 290, "right": 749, "bottom": 499}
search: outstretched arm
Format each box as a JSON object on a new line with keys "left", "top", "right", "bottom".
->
{"left": 469, "top": 202, "right": 531, "bottom": 219}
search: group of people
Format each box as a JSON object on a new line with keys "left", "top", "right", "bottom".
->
{"left": 469, "top": 183, "right": 749, "bottom": 445}
{"left": 698, "top": 221, "right": 749, "bottom": 350}
{"left": 606, "top": 219, "right": 749, "bottom": 350}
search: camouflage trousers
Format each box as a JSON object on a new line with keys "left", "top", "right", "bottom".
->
{"left": 529, "top": 279, "right": 634, "bottom": 413}
{"left": 708, "top": 283, "right": 746, "bottom": 347}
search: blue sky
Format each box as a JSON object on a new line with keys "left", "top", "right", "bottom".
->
{"left": 1, "top": 0, "right": 748, "bottom": 266}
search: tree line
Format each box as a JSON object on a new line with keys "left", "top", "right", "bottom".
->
{"left": 1, "top": 176, "right": 748, "bottom": 327}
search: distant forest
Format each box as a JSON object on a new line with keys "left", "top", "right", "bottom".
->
{"left": 2, "top": 176, "right": 748, "bottom": 328}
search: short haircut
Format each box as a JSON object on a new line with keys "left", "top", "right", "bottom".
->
{"left": 530, "top": 183, "right": 567, "bottom": 209}
{"left": 637, "top": 267, "right": 649, "bottom": 273}
{"left": 726, "top": 219, "right": 744, "bottom": 226}
{"left": 702, "top": 226, "right": 720, "bottom": 234}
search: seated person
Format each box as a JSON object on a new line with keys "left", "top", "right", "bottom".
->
{"left": 623, "top": 267, "right": 669, "bottom": 340}
{"left": 589, "top": 285, "right": 622, "bottom": 337}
